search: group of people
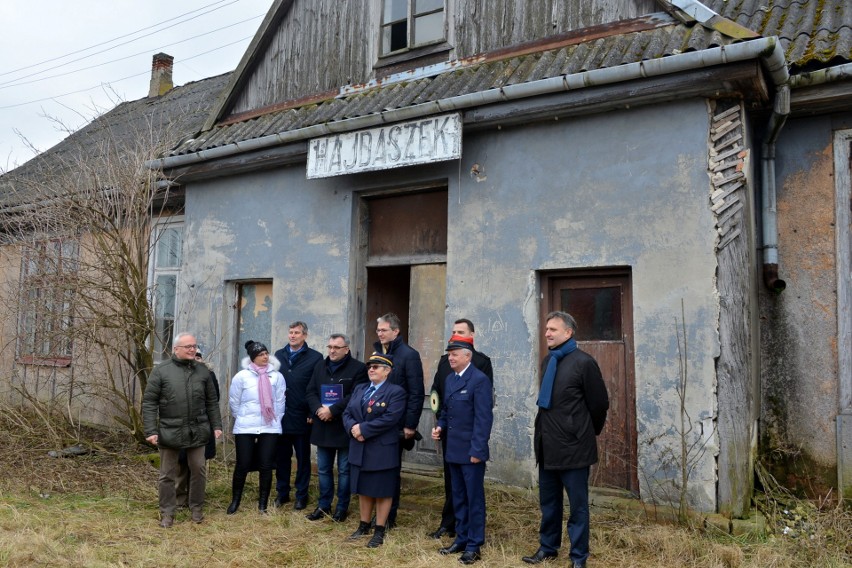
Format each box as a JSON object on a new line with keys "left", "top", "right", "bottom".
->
{"left": 142, "top": 311, "right": 608, "bottom": 568}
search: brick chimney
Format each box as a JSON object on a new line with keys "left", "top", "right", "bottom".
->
{"left": 148, "top": 53, "right": 174, "bottom": 97}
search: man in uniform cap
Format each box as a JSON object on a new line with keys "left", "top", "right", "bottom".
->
{"left": 431, "top": 336, "right": 493, "bottom": 564}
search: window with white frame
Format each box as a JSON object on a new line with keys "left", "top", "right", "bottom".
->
{"left": 150, "top": 219, "right": 183, "bottom": 362}
{"left": 381, "top": 0, "right": 445, "bottom": 56}
{"left": 18, "top": 239, "right": 78, "bottom": 363}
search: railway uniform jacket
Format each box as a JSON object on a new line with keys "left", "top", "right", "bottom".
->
{"left": 437, "top": 364, "right": 493, "bottom": 464}
{"left": 343, "top": 381, "right": 407, "bottom": 472}
{"left": 372, "top": 336, "right": 425, "bottom": 431}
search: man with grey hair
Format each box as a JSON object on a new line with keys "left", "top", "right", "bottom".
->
{"left": 431, "top": 335, "right": 493, "bottom": 564}
{"left": 143, "top": 332, "right": 222, "bottom": 528}
{"left": 373, "top": 312, "right": 424, "bottom": 528}
{"left": 304, "top": 333, "right": 368, "bottom": 521}
{"left": 522, "top": 312, "right": 609, "bottom": 568}
{"left": 274, "top": 321, "right": 323, "bottom": 509}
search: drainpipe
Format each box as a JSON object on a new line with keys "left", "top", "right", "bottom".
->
{"left": 761, "top": 84, "right": 789, "bottom": 293}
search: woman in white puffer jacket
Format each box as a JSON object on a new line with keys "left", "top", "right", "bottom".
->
{"left": 226, "top": 340, "right": 286, "bottom": 514}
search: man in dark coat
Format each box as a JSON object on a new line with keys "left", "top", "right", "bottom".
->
{"left": 373, "top": 312, "right": 425, "bottom": 528}
{"left": 274, "top": 321, "right": 323, "bottom": 509}
{"left": 142, "top": 333, "right": 222, "bottom": 528}
{"left": 428, "top": 318, "right": 493, "bottom": 540}
{"left": 432, "top": 337, "right": 493, "bottom": 565}
{"left": 522, "top": 312, "right": 609, "bottom": 568}
{"left": 304, "top": 333, "right": 368, "bottom": 522}
{"left": 175, "top": 349, "right": 220, "bottom": 508}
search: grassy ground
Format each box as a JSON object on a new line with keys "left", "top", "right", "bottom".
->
{"left": 0, "top": 410, "right": 849, "bottom": 567}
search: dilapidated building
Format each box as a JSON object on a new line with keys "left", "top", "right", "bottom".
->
{"left": 3, "top": 0, "right": 851, "bottom": 516}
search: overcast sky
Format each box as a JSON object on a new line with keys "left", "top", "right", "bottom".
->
{"left": 0, "top": 0, "right": 274, "bottom": 172}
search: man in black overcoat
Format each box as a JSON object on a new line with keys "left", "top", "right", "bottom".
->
{"left": 522, "top": 311, "right": 609, "bottom": 568}
{"left": 304, "top": 333, "right": 368, "bottom": 522}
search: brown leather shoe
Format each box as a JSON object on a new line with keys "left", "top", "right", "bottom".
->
{"left": 159, "top": 516, "right": 174, "bottom": 528}
{"left": 191, "top": 510, "right": 204, "bottom": 524}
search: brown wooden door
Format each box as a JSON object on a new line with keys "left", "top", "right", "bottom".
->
{"left": 543, "top": 269, "right": 638, "bottom": 493}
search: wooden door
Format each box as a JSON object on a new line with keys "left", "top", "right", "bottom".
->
{"left": 543, "top": 269, "right": 638, "bottom": 493}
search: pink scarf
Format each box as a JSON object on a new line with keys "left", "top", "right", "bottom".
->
{"left": 250, "top": 362, "right": 275, "bottom": 425}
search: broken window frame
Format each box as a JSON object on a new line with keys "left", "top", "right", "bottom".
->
{"left": 17, "top": 238, "right": 78, "bottom": 366}
{"left": 380, "top": 0, "right": 446, "bottom": 57}
{"left": 149, "top": 217, "right": 184, "bottom": 362}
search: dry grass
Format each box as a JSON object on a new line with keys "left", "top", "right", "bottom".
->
{"left": 0, "top": 406, "right": 850, "bottom": 567}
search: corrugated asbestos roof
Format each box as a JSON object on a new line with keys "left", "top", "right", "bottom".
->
{"left": 706, "top": 0, "right": 852, "bottom": 68}
{"left": 1, "top": 73, "right": 231, "bottom": 190}
{"left": 168, "top": 0, "right": 851, "bottom": 157}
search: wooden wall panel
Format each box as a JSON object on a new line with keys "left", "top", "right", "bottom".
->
{"left": 231, "top": 0, "right": 375, "bottom": 114}
{"left": 454, "top": 0, "right": 659, "bottom": 58}
{"left": 229, "top": 0, "right": 660, "bottom": 115}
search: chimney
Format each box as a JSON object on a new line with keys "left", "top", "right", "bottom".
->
{"left": 148, "top": 53, "right": 174, "bottom": 97}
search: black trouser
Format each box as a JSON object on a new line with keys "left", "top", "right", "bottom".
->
{"left": 275, "top": 432, "right": 311, "bottom": 500}
{"left": 388, "top": 443, "right": 404, "bottom": 525}
{"left": 233, "top": 433, "right": 278, "bottom": 482}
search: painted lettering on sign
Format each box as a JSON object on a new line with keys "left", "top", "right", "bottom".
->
{"left": 306, "top": 113, "right": 462, "bottom": 178}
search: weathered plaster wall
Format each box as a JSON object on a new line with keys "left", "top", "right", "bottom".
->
{"left": 180, "top": 167, "right": 357, "bottom": 379}
{"left": 444, "top": 100, "right": 720, "bottom": 510}
{"left": 762, "top": 111, "right": 852, "bottom": 491}
{"left": 181, "top": 99, "right": 723, "bottom": 510}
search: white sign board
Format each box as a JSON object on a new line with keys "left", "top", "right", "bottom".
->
{"left": 306, "top": 113, "right": 461, "bottom": 178}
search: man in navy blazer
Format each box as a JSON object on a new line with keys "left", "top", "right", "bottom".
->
{"left": 431, "top": 336, "right": 493, "bottom": 565}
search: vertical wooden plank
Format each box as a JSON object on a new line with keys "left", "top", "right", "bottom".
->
{"left": 713, "top": 100, "right": 754, "bottom": 517}
{"left": 408, "top": 263, "right": 447, "bottom": 459}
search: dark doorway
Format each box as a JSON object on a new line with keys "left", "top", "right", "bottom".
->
{"left": 361, "top": 188, "right": 448, "bottom": 464}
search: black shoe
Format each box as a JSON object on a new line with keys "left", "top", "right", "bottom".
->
{"left": 226, "top": 500, "right": 240, "bottom": 515}
{"left": 294, "top": 497, "right": 308, "bottom": 511}
{"left": 306, "top": 508, "right": 329, "bottom": 521}
{"left": 522, "top": 549, "right": 558, "bottom": 564}
{"left": 459, "top": 551, "right": 481, "bottom": 565}
{"left": 439, "top": 542, "right": 465, "bottom": 555}
{"left": 430, "top": 526, "right": 456, "bottom": 539}
{"left": 367, "top": 526, "right": 385, "bottom": 548}
{"left": 274, "top": 494, "right": 290, "bottom": 507}
{"left": 332, "top": 510, "right": 348, "bottom": 522}
{"left": 349, "top": 521, "right": 371, "bottom": 539}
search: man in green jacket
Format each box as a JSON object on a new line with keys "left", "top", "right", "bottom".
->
{"left": 143, "top": 332, "right": 223, "bottom": 528}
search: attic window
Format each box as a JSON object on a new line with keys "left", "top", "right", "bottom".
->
{"left": 381, "top": 0, "right": 445, "bottom": 56}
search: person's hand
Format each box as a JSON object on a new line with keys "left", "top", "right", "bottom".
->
{"left": 431, "top": 426, "right": 442, "bottom": 440}
{"left": 470, "top": 456, "right": 481, "bottom": 464}
{"left": 351, "top": 423, "right": 362, "bottom": 439}
{"left": 316, "top": 406, "right": 333, "bottom": 421}
{"left": 146, "top": 434, "right": 158, "bottom": 446}
{"left": 403, "top": 427, "right": 416, "bottom": 439}
{"left": 214, "top": 429, "right": 222, "bottom": 439}
{"left": 306, "top": 417, "right": 313, "bottom": 425}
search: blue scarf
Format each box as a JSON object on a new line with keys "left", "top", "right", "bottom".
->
{"left": 285, "top": 343, "right": 306, "bottom": 366}
{"left": 536, "top": 338, "right": 577, "bottom": 409}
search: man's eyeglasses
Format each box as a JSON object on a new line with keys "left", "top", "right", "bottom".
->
{"left": 327, "top": 345, "right": 349, "bottom": 351}
{"left": 176, "top": 344, "right": 198, "bottom": 350}
{"left": 376, "top": 328, "right": 392, "bottom": 334}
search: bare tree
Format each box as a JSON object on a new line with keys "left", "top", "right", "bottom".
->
{"left": 0, "top": 111, "right": 190, "bottom": 445}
